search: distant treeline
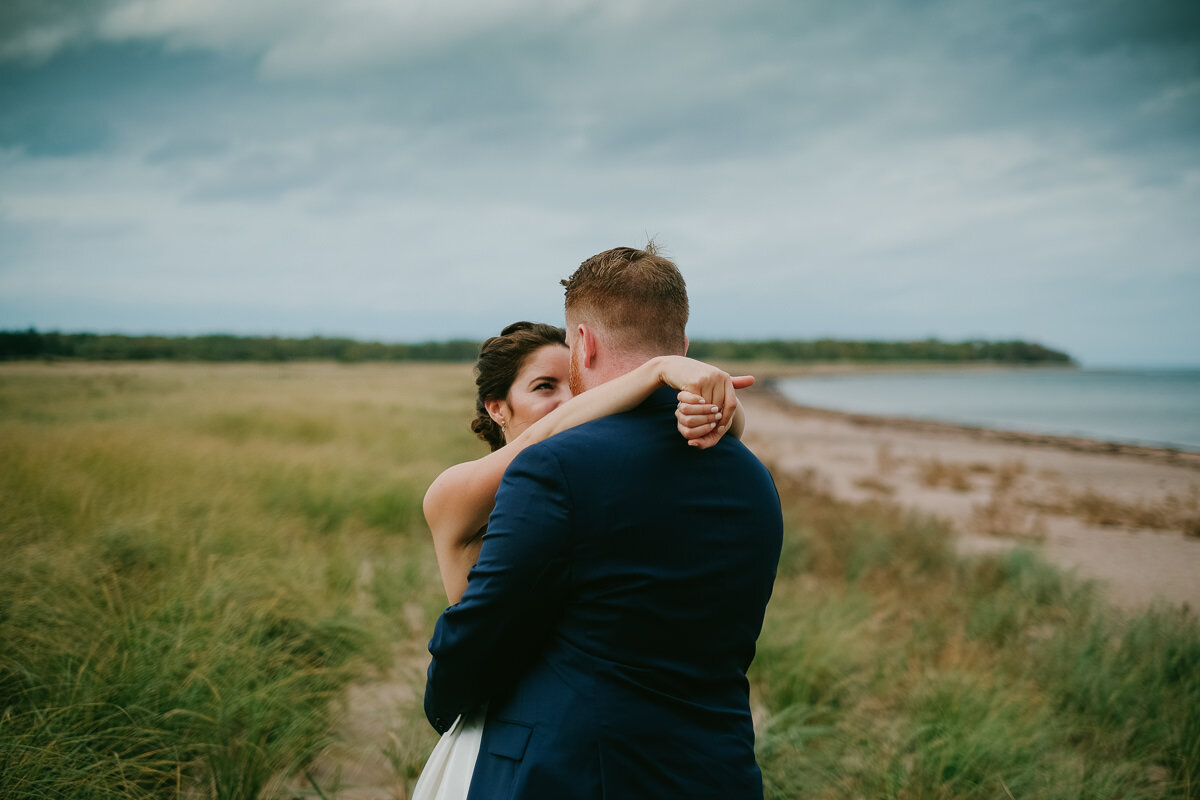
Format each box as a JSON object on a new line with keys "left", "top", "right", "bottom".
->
{"left": 0, "top": 330, "right": 480, "bottom": 363}
{"left": 686, "top": 338, "right": 1073, "bottom": 364}
{"left": 0, "top": 329, "right": 1073, "bottom": 365}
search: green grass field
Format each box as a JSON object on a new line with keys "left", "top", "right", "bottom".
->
{"left": 1, "top": 362, "right": 1196, "bottom": 799}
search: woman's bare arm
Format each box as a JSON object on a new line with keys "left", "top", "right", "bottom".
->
{"left": 423, "top": 355, "right": 751, "bottom": 603}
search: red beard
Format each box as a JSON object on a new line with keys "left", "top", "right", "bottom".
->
{"left": 568, "top": 347, "right": 585, "bottom": 396}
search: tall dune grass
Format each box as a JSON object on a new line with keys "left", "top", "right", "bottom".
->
{"left": 1, "top": 362, "right": 1196, "bottom": 798}
{"left": 0, "top": 363, "right": 462, "bottom": 798}
{"left": 753, "top": 472, "right": 1199, "bottom": 799}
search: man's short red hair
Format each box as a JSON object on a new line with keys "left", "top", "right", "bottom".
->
{"left": 560, "top": 242, "right": 689, "bottom": 355}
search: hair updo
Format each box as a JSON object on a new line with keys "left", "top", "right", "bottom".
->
{"left": 471, "top": 321, "right": 567, "bottom": 452}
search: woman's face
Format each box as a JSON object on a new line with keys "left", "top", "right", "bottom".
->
{"left": 493, "top": 344, "right": 572, "bottom": 442}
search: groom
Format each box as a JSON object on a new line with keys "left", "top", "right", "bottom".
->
{"left": 425, "top": 244, "right": 783, "bottom": 799}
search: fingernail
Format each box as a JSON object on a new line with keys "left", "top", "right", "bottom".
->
{"left": 718, "top": 425, "right": 726, "bottom": 434}
{"left": 714, "top": 412, "right": 722, "bottom": 419}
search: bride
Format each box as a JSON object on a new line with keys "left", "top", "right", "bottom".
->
{"left": 413, "top": 321, "right": 749, "bottom": 800}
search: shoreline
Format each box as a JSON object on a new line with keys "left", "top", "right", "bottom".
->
{"left": 740, "top": 382, "right": 1200, "bottom": 611}
{"left": 757, "top": 378, "right": 1200, "bottom": 471}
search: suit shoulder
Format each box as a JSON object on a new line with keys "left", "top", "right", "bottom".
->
{"left": 536, "top": 413, "right": 634, "bottom": 452}
{"left": 521, "top": 415, "right": 653, "bottom": 477}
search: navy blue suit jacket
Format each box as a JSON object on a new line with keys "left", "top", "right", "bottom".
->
{"left": 425, "top": 388, "right": 783, "bottom": 799}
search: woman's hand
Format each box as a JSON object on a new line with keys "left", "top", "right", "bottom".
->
{"left": 655, "top": 356, "right": 754, "bottom": 449}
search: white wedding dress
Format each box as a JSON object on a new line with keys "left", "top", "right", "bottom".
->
{"left": 411, "top": 707, "right": 486, "bottom": 800}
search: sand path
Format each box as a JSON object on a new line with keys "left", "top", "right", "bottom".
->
{"left": 274, "top": 603, "right": 436, "bottom": 799}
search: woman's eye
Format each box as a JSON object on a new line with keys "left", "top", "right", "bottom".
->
{"left": 534, "top": 382, "right": 554, "bottom": 391}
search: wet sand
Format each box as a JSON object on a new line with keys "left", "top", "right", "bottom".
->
{"left": 740, "top": 381, "right": 1200, "bottom": 611}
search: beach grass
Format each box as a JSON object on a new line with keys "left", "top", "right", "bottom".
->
{"left": 754, "top": 475, "right": 1199, "bottom": 799}
{"left": 1, "top": 362, "right": 1196, "bottom": 798}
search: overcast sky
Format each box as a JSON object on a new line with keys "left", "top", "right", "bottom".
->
{"left": 1, "top": 0, "right": 1198, "bottom": 365}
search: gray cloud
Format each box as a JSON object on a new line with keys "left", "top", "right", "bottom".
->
{"left": 1, "top": 0, "right": 1198, "bottom": 364}
{"left": 0, "top": 0, "right": 123, "bottom": 63}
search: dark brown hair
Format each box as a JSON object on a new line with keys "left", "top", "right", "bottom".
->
{"left": 560, "top": 241, "right": 688, "bottom": 355}
{"left": 471, "top": 321, "right": 567, "bottom": 451}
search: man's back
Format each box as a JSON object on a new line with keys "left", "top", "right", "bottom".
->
{"left": 427, "top": 388, "right": 782, "bottom": 799}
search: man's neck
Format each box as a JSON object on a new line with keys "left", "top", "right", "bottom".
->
{"left": 583, "top": 350, "right": 665, "bottom": 391}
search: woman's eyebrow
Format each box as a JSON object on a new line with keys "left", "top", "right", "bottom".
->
{"left": 528, "top": 375, "right": 559, "bottom": 386}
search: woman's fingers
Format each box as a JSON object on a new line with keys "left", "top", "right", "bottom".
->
{"left": 709, "top": 379, "right": 727, "bottom": 430}
{"left": 678, "top": 420, "right": 718, "bottom": 440}
{"left": 677, "top": 400, "right": 720, "bottom": 417}
{"left": 676, "top": 402, "right": 720, "bottom": 435}
{"left": 676, "top": 393, "right": 720, "bottom": 427}
{"left": 669, "top": 362, "right": 756, "bottom": 445}
{"left": 676, "top": 394, "right": 721, "bottom": 442}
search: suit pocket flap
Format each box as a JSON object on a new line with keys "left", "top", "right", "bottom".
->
{"left": 486, "top": 720, "right": 533, "bottom": 761}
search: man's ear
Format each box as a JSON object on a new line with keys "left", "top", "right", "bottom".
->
{"left": 484, "top": 398, "right": 507, "bottom": 426}
{"left": 682, "top": 335, "right": 689, "bottom": 357}
{"left": 578, "top": 324, "right": 599, "bottom": 368}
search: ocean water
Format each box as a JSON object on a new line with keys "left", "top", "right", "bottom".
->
{"left": 775, "top": 368, "right": 1200, "bottom": 452}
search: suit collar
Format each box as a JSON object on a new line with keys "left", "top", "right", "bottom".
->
{"left": 642, "top": 386, "right": 680, "bottom": 411}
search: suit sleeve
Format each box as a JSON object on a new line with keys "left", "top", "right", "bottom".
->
{"left": 424, "top": 444, "right": 572, "bottom": 733}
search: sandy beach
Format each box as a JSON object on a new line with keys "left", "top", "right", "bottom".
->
{"left": 740, "top": 379, "right": 1200, "bottom": 611}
